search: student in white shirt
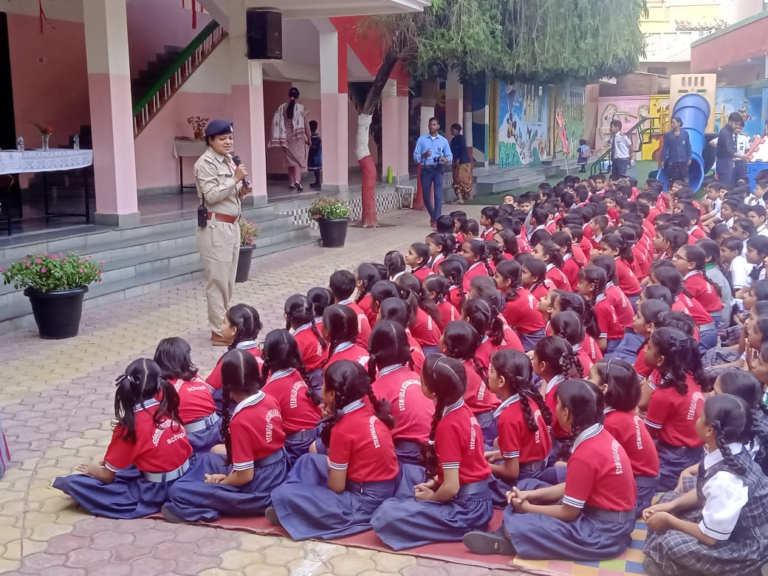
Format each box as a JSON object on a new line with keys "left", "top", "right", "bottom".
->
{"left": 609, "top": 119, "right": 632, "bottom": 181}
{"left": 747, "top": 205, "right": 768, "bottom": 237}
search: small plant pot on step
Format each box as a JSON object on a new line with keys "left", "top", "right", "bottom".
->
{"left": 24, "top": 286, "right": 88, "bottom": 339}
{"left": 317, "top": 218, "right": 349, "bottom": 248}
{"left": 236, "top": 245, "right": 256, "bottom": 283}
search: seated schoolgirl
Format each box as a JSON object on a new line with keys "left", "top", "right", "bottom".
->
{"left": 424, "top": 274, "right": 460, "bottom": 331}
{"left": 484, "top": 242, "right": 503, "bottom": 272}
{"left": 550, "top": 311, "right": 594, "bottom": 372}
{"left": 599, "top": 232, "right": 642, "bottom": 309}
{"left": 153, "top": 337, "right": 220, "bottom": 452}
{"left": 460, "top": 239, "right": 495, "bottom": 292}
{"left": 427, "top": 232, "right": 455, "bottom": 275}
{"left": 588, "top": 359, "right": 659, "bottom": 516}
{"left": 552, "top": 291, "right": 604, "bottom": 364}
{"left": 550, "top": 231, "right": 582, "bottom": 289}
{"left": 378, "top": 297, "right": 425, "bottom": 375}
{"left": 395, "top": 273, "right": 443, "bottom": 355}
{"left": 329, "top": 270, "right": 371, "bottom": 349}
{"left": 463, "top": 379, "right": 637, "bottom": 561}
{"left": 653, "top": 226, "right": 688, "bottom": 262}
{"left": 385, "top": 250, "right": 407, "bottom": 282}
{"left": 520, "top": 256, "right": 556, "bottom": 302}
{"left": 53, "top": 359, "right": 192, "bottom": 519}
{"left": 642, "top": 394, "right": 768, "bottom": 576}
{"left": 532, "top": 336, "right": 584, "bottom": 464}
{"left": 285, "top": 294, "right": 328, "bottom": 396}
{"left": 438, "top": 257, "right": 467, "bottom": 311}
{"left": 495, "top": 229, "right": 520, "bottom": 261}
{"left": 267, "top": 361, "right": 398, "bottom": 540}
{"left": 577, "top": 266, "right": 623, "bottom": 354}
{"left": 206, "top": 304, "right": 263, "bottom": 407}
{"left": 355, "top": 263, "right": 382, "bottom": 326}
{"left": 486, "top": 349, "right": 553, "bottom": 508}
{"left": 591, "top": 255, "right": 635, "bottom": 330}
{"left": 371, "top": 355, "right": 493, "bottom": 550}
{"left": 631, "top": 299, "right": 670, "bottom": 379}
{"left": 369, "top": 320, "right": 434, "bottom": 465}
{"left": 441, "top": 321, "right": 500, "bottom": 442}
{"left": 322, "top": 305, "right": 370, "bottom": 371}
{"left": 406, "top": 242, "right": 432, "bottom": 282}
{"left": 162, "top": 350, "right": 288, "bottom": 522}
{"left": 642, "top": 327, "right": 707, "bottom": 491}
{"left": 260, "top": 329, "right": 322, "bottom": 466}
{"left": 533, "top": 240, "right": 572, "bottom": 291}
{"left": 696, "top": 239, "right": 733, "bottom": 328}
{"left": 494, "top": 260, "right": 546, "bottom": 351}
{"left": 673, "top": 244, "right": 724, "bottom": 328}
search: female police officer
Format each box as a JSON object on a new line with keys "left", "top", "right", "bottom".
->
{"left": 195, "top": 119, "right": 252, "bottom": 345}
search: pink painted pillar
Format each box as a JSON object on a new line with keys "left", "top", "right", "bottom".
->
{"left": 229, "top": 5, "right": 267, "bottom": 204}
{"left": 316, "top": 20, "right": 348, "bottom": 191}
{"left": 382, "top": 80, "right": 411, "bottom": 181}
{"left": 83, "top": 0, "right": 139, "bottom": 227}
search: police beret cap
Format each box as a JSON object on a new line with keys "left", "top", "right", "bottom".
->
{"left": 205, "top": 119, "right": 234, "bottom": 138}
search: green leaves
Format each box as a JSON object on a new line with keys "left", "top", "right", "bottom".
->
{"left": 308, "top": 197, "right": 351, "bottom": 221}
{"left": 2, "top": 252, "right": 102, "bottom": 293}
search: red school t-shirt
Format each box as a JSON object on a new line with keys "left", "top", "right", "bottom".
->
{"left": 104, "top": 403, "right": 191, "bottom": 474}
{"left": 502, "top": 290, "right": 545, "bottom": 335}
{"left": 372, "top": 365, "right": 434, "bottom": 443}
{"left": 603, "top": 409, "right": 659, "bottom": 479}
{"left": 562, "top": 425, "right": 637, "bottom": 513}
{"left": 546, "top": 264, "right": 572, "bottom": 291}
{"left": 409, "top": 308, "right": 442, "bottom": 347}
{"left": 328, "top": 400, "right": 399, "bottom": 483}
{"left": 606, "top": 284, "right": 634, "bottom": 328}
{"left": 170, "top": 376, "right": 217, "bottom": 424}
{"left": 324, "top": 342, "right": 370, "bottom": 372}
{"left": 683, "top": 271, "right": 722, "bottom": 313}
{"left": 229, "top": 392, "right": 286, "bottom": 471}
{"left": 632, "top": 244, "right": 650, "bottom": 279}
{"left": 644, "top": 373, "right": 705, "bottom": 448}
{"left": 436, "top": 300, "right": 459, "bottom": 331}
{"left": 435, "top": 400, "right": 492, "bottom": 485}
{"left": 357, "top": 294, "right": 378, "bottom": 327}
{"left": 412, "top": 266, "right": 432, "bottom": 283}
{"left": 207, "top": 345, "right": 263, "bottom": 391}
{"left": 294, "top": 321, "right": 328, "bottom": 372}
{"left": 614, "top": 257, "right": 642, "bottom": 296}
{"left": 675, "top": 294, "right": 712, "bottom": 326}
{"left": 463, "top": 262, "right": 490, "bottom": 292}
{"left": 447, "top": 285, "right": 464, "bottom": 311}
{"left": 544, "top": 375, "right": 569, "bottom": 439}
{"left": 461, "top": 358, "right": 500, "bottom": 414}
{"left": 261, "top": 368, "right": 321, "bottom": 434}
{"left": 495, "top": 394, "right": 551, "bottom": 463}
{"left": 594, "top": 294, "right": 625, "bottom": 341}
{"left": 562, "top": 255, "right": 582, "bottom": 290}
{"left": 405, "top": 329, "right": 425, "bottom": 376}
{"left": 341, "top": 300, "right": 372, "bottom": 349}
{"left": 531, "top": 279, "right": 557, "bottom": 302}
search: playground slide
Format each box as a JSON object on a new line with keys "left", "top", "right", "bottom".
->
{"left": 658, "top": 94, "right": 711, "bottom": 191}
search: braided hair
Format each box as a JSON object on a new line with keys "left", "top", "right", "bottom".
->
{"left": 524, "top": 258, "right": 549, "bottom": 295}
{"left": 307, "top": 287, "right": 334, "bottom": 320}
{"left": 220, "top": 349, "right": 263, "bottom": 465}
{"left": 356, "top": 263, "right": 382, "bottom": 305}
{"left": 409, "top": 242, "right": 431, "bottom": 274}
{"left": 534, "top": 336, "right": 584, "bottom": 380}
{"left": 649, "top": 327, "right": 709, "bottom": 395}
{"left": 420, "top": 355, "right": 467, "bottom": 478}
{"left": 681, "top": 244, "right": 722, "bottom": 297}
{"left": 153, "top": 337, "right": 198, "bottom": 382}
{"left": 261, "top": 329, "right": 318, "bottom": 405}
{"left": 439, "top": 258, "right": 467, "bottom": 308}
{"left": 370, "top": 279, "right": 400, "bottom": 320}
{"left": 497, "top": 229, "right": 520, "bottom": 258}
{"left": 535, "top": 240, "right": 564, "bottom": 269}
{"left": 550, "top": 311, "right": 586, "bottom": 350}
{"left": 555, "top": 378, "right": 605, "bottom": 457}
{"left": 319, "top": 360, "right": 395, "bottom": 448}
{"left": 385, "top": 250, "right": 407, "bottom": 280}
{"left": 577, "top": 266, "right": 608, "bottom": 307}
{"left": 226, "top": 303, "right": 262, "bottom": 350}
{"left": 368, "top": 320, "right": 414, "bottom": 382}
{"left": 114, "top": 358, "right": 182, "bottom": 443}
{"left": 703, "top": 394, "right": 751, "bottom": 476}
{"left": 427, "top": 232, "right": 456, "bottom": 260}
{"left": 285, "top": 294, "right": 327, "bottom": 348}
{"left": 396, "top": 272, "right": 442, "bottom": 325}
{"left": 321, "top": 305, "right": 359, "bottom": 368}
{"left": 496, "top": 259, "right": 524, "bottom": 302}
{"left": 463, "top": 298, "right": 505, "bottom": 348}
{"left": 555, "top": 291, "right": 600, "bottom": 341}
{"left": 485, "top": 241, "right": 504, "bottom": 266}
{"left": 491, "top": 349, "right": 553, "bottom": 431}
{"left": 653, "top": 263, "right": 696, "bottom": 300}
{"left": 593, "top": 358, "right": 641, "bottom": 411}
{"left": 423, "top": 274, "right": 451, "bottom": 306}
{"left": 463, "top": 239, "right": 495, "bottom": 278}
{"left": 601, "top": 232, "right": 635, "bottom": 264}
{"left": 590, "top": 255, "right": 619, "bottom": 286}
{"left": 442, "top": 320, "right": 488, "bottom": 384}
{"left": 717, "top": 370, "right": 768, "bottom": 472}
{"left": 655, "top": 310, "right": 696, "bottom": 338}
{"left": 643, "top": 285, "right": 673, "bottom": 306}
{"left": 551, "top": 232, "right": 582, "bottom": 269}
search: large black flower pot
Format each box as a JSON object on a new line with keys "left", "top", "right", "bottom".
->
{"left": 236, "top": 245, "right": 256, "bottom": 283}
{"left": 24, "top": 286, "right": 88, "bottom": 339}
{"left": 317, "top": 218, "right": 349, "bottom": 248}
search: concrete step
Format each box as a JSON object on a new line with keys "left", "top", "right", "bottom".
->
{"left": 473, "top": 164, "right": 565, "bottom": 196}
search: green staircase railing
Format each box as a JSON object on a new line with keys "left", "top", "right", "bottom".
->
{"left": 132, "top": 21, "right": 226, "bottom": 137}
{"left": 589, "top": 115, "right": 660, "bottom": 176}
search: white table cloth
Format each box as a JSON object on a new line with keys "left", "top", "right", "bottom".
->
{"left": 0, "top": 149, "right": 93, "bottom": 175}
{"left": 173, "top": 139, "right": 207, "bottom": 158}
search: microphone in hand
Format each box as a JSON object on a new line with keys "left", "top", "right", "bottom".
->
{"left": 232, "top": 154, "right": 251, "bottom": 189}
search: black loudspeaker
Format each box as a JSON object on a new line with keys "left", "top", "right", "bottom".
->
{"left": 246, "top": 9, "right": 282, "bottom": 60}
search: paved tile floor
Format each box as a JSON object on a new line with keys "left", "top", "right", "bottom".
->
{"left": 0, "top": 206, "right": 527, "bottom": 576}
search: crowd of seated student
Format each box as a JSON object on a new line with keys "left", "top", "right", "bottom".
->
{"left": 50, "top": 171, "right": 768, "bottom": 576}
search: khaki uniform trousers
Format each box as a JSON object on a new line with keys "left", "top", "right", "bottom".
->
{"left": 196, "top": 220, "right": 240, "bottom": 335}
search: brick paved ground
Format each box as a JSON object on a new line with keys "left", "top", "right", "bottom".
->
{"left": 0, "top": 206, "right": 529, "bottom": 575}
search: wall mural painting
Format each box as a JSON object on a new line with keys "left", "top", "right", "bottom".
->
{"left": 497, "top": 81, "right": 549, "bottom": 167}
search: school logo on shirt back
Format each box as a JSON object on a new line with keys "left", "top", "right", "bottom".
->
{"left": 688, "top": 392, "right": 705, "bottom": 420}
{"left": 611, "top": 439, "right": 624, "bottom": 475}
{"left": 399, "top": 379, "right": 420, "bottom": 410}
{"left": 533, "top": 409, "right": 542, "bottom": 444}
{"left": 265, "top": 409, "right": 281, "bottom": 442}
{"left": 633, "top": 415, "right": 644, "bottom": 449}
{"left": 368, "top": 416, "right": 381, "bottom": 448}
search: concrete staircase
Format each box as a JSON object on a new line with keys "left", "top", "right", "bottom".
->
{"left": 472, "top": 158, "right": 571, "bottom": 196}
{"left": 0, "top": 203, "right": 318, "bottom": 335}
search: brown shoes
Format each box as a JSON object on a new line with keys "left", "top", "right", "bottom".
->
{"left": 211, "top": 332, "right": 231, "bottom": 346}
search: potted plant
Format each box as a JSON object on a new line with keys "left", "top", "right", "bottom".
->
{"left": 236, "top": 220, "right": 261, "bottom": 283}
{"left": 187, "top": 116, "right": 209, "bottom": 140}
{"left": 2, "top": 252, "right": 103, "bottom": 339}
{"left": 309, "top": 197, "right": 350, "bottom": 248}
{"left": 34, "top": 123, "right": 53, "bottom": 150}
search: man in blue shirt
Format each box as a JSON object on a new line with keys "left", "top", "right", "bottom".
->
{"left": 661, "top": 116, "right": 692, "bottom": 185}
{"left": 413, "top": 117, "right": 452, "bottom": 226}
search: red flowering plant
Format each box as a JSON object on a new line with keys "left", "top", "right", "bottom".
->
{"left": 2, "top": 252, "right": 103, "bottom": 293}
{"left": 240, "top": 220, "right": 261, "bottom": 246}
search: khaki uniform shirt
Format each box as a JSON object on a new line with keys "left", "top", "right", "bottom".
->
{"left": 193, "top": 147, "right": 243, "bottom": 218}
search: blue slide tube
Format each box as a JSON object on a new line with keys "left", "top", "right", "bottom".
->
{"left": 658, "top": 94, "right": 711, "bottom": 191}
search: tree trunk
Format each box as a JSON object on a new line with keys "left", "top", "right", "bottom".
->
{"left": 463, "top": 81, "right": 475, "bottom": 200}
{"left": 358, "top": 41, "right": 401, "bottom": 228}
{"left": 414, "top": 76, "right": 440, "bottom": 212}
